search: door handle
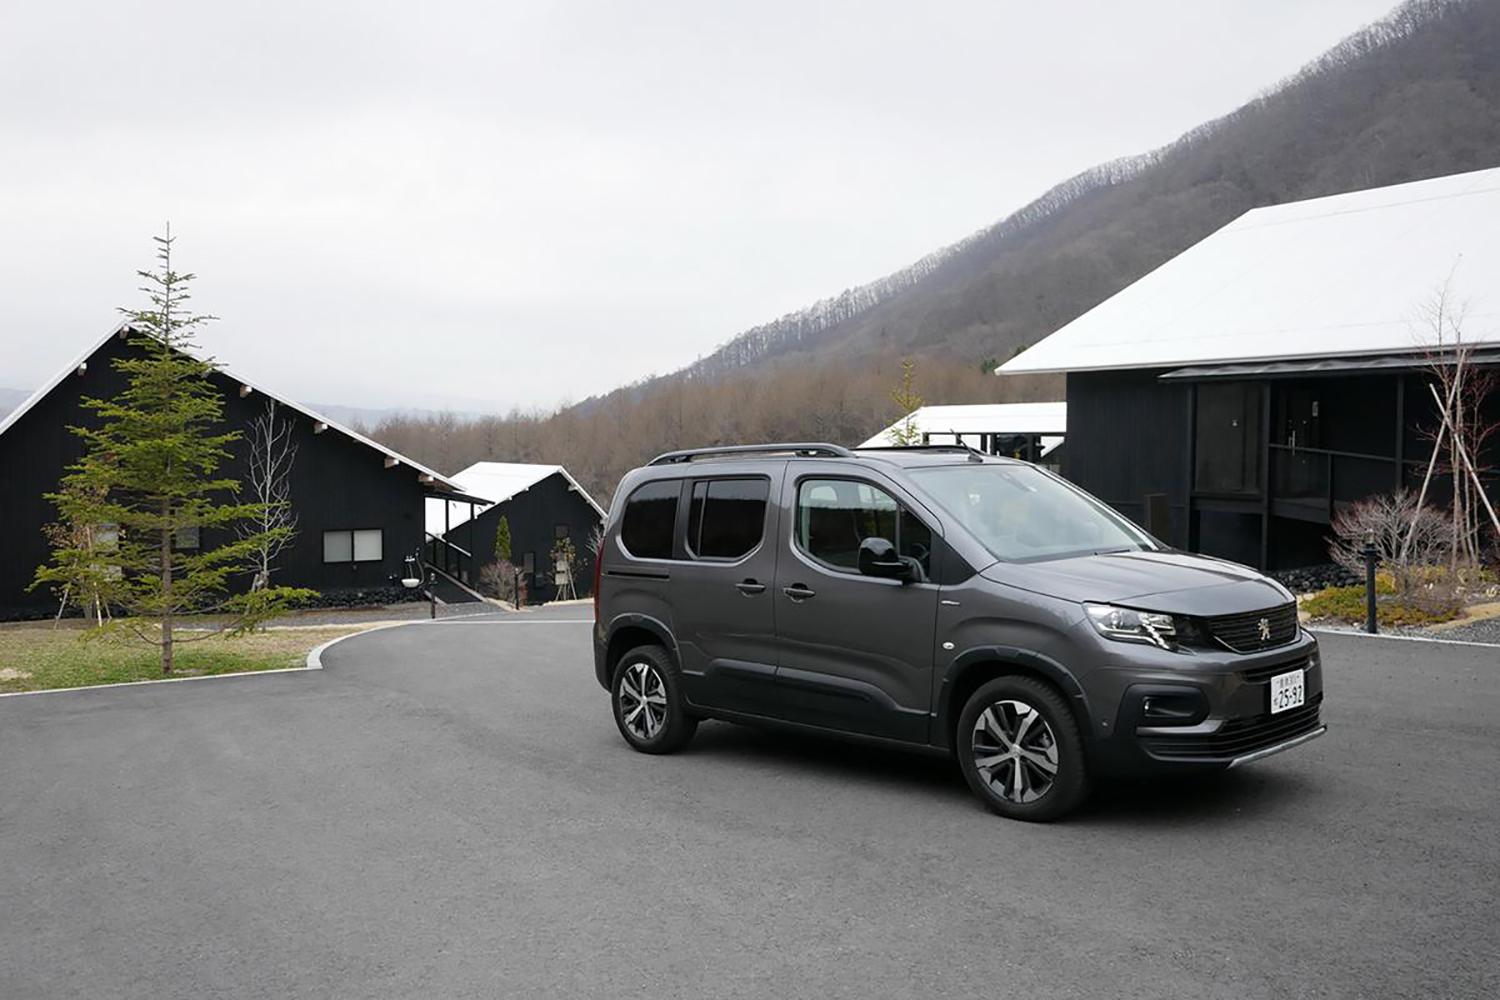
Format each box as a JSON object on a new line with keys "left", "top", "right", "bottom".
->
{"left": 735, "top": 579, "right": 767, "bottom": 595}
{"left": 782, "top": 583, "right": 816, "bottom": 602}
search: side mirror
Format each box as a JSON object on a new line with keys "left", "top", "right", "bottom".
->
{"left": 858, "top": 537, "right": 912, "bottom": 581}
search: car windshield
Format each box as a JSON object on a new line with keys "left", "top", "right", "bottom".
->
{"left": 908, "top": 464, "right": 1156, "bottom": 563}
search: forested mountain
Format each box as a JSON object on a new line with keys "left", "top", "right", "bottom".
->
{"left": 371, "top": 0, "right": 1500, "bottom": 503}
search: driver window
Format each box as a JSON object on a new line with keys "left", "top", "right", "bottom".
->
{"left": 796, "top": 478, "right": 932, "bottom": 579}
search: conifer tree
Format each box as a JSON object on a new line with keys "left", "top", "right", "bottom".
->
{"left": 495, "top": 515, "right": 513, "bottom": 564}
{"left": 886, "top": 357, "right": 924, "bottom": 446}
{"left": 33, "top": 229, "right": 310, "bottom": 673}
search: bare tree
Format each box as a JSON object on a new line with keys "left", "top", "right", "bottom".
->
{"left": 36, "top": 480, "right": 115, "bottom": 625}
{"left": 1407, "top": 282, "right": 1500, "bottom": 569}
{"left": 238, "top": 399, "right": 299, "bottom": 590}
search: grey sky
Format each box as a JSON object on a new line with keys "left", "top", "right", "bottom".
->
{"left": 1, "top": 1, "right": 1399, "bottom": 414}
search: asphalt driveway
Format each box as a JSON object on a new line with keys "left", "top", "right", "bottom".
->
{"left": 1, "top": 609, "right": 1496, "bottom": 999}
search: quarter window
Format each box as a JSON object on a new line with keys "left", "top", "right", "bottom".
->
{"left": 620, "top": 480, "right": 680, "bottom": 559}
{"left": 688, "top": 478, "right": 769, "bottom": 559}
{"left": 795, "top": 478, "right": 932, "bottom": 578}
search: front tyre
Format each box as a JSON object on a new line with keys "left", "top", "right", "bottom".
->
{"left": 956, "top": 676, "right": 1090, "bottom": 822}
{"left": 611, "top": 645, "right": 698, "bottom": 754}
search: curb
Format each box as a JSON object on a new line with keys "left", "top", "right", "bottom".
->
{"left": 1308, "top": 626, "right": 1500, "bottom": 650}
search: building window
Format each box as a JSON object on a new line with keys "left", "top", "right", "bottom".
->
{"left": 323, "top": 529, "right": 384, "bottom": 563}
{"left": 620, "top": 480, "right": 680, "bottom": 559}
{"left": 555, "top": 523, "right": 569, "bottom": 539}
{"left": 174, "top": 525, "right": 201, "bottom": 551}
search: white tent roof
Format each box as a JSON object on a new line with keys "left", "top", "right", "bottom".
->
{"left": 426, "top": 461, "right": 605, "bottom": 537}
{"left": 859, "top": 402, "right": 1066, "bottom": 447}
{"left": 998, "top": 166, "right": 1500, "bottom": 375}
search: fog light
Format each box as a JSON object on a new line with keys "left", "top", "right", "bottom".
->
{"left": 1141, "top": 691, "right": 1203, "bottom": 723}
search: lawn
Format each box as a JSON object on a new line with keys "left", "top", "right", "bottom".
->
{"left": 0, "top": 623, "right": 375, "bottom": 694}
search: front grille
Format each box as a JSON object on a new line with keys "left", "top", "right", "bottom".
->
{"left": 1204, "top": 602, "right": 1299, "bottom": 653}
{"left": 1241, "top": 656, "right": 1310, "bottom": 685}
{"left": 1141, "top": 694, "right": 1323, "bottom": 761}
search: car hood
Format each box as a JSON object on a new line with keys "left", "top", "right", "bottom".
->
{"left": 979, "top": 549, "right": 1293, "bottom": 616}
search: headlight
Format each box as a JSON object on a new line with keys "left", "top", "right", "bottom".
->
{"left": 1084, "top": 603, "right": 1178, "bottom": 649}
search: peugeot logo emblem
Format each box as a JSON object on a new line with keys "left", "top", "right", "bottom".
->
{"left": 1258, "top": 617, "right": 1272, "bottom": 642}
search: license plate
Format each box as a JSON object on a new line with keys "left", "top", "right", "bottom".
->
{"left": 1270, "top": 668, "right": 1305, "bottom": 715}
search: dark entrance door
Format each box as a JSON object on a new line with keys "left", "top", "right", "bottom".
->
{"left": 1273, "top": 385, "right": 1324, "bottom": 501}
{"left": 1194, "top": 382, "right": 1263, "bottom": 495}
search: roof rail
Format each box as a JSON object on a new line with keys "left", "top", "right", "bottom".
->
{"left": 647, "top": 442, "right": 854, "bottom": 466}
{"left": 856, "top": 444, "right": 988, "bottom": 461}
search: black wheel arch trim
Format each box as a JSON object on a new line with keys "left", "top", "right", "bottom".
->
{"left": 596, "top": 613, "right": 679, "bottom": 689}
{"left": 934, "top": 645, "right": 1092, "bottom": 751}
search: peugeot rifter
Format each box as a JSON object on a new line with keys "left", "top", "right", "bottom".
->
{"left": 591, "top": 443, "right": 1325, "bottom": 821}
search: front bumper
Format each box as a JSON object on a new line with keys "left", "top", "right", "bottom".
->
{"left": 1084, "top": 632, "right": 1327, "bottom": 775}
{"left": 1225, "top": 724, "right": 1327, "bottom": 768}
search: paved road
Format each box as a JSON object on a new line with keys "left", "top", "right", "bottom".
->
{"left": 1, "top": 611, "right": 1496, "bottom": 999}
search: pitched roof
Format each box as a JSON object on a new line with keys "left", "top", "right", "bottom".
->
{"left": 999, "top": 166, "right": 1500, "bottom": 375}
{"left": 426, "top": 462, "right": 606, "bottom": 536}
{"left": 0, "top": 323, "right": 469, "bottom": 495}
{"left": 858, "top": 402, "right": 1066, "bottom": 447}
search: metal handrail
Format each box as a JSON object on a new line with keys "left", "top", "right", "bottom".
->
{"left": 424, "top": 532, "right": 473, "bottom": 559}
{"left": 647, "top": 442, "right": 853, "bottom": 465}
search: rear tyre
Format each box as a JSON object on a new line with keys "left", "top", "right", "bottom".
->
{"left": 956, "top": 676, "right": 1090, "bottom": 822}
{"left": 611, "top": 644, "right": 698, "bottom": 754}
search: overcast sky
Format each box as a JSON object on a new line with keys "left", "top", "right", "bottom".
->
{"left": 1, "top": 1, "right": 1400, "bottom": 414}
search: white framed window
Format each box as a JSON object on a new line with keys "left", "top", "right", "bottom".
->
{"left": 353, "top": 529, "right": 383, "bottom": 562}
{"left": 323, "top": 529, "right": 384, "bottom": 564}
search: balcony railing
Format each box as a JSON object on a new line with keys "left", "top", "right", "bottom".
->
{"left": 1268, "top": 444, "right": 1417, "bottom": 520}
{"left": 425, "top": 533, "right": 475, "bottom": 585}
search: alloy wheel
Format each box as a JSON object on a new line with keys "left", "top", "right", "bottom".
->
{"left": 618, "top": 661, "right": 668, "bottom": 741}
{"left": 970, "top": 699, "right": 1060, "bottom": 803}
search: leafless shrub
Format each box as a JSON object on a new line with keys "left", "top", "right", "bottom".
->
{"left": 1329, "top": 490, "right": 1449, "bottom": 592}
{"left": 479, "top": 560, "right": 526, "bottom": 606}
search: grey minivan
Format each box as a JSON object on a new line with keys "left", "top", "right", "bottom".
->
{"left": 591, "top": 443, "right": 1325, "bottom": 821}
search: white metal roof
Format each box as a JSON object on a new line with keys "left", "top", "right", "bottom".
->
{"left": 998, "top": 166, "right": 1500, "bottom": 375}
{"left": 0, "top": 322, "right": 469, "bottom": 495}
{"left": 426, "top": 461, "right": 606, "bottom": 537}
{"left": 858, "top": 402, "right": 1066, "bottom": 447}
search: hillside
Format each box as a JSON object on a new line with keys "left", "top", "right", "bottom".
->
{"left": 370, "top": 0, "right": 1500, "bottom": 503}
{"left": 679, "top": 0, "right": 1500, "bottom": 375}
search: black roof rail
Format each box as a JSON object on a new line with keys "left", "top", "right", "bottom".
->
{"left": 856, "top": 444, "right": 988, "bottom": 461}
{"left": 647, "top": 442, "right": 854, "bottom": 466}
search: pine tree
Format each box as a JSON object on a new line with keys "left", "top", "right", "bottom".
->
{"left": 886, "top": 357, "right": 924, "bottom": 446}
{"left": 495, "top": 515, "right": 513, "bottom": 564}
{"left": 32, "top": 229, "right": 311, "bottom": 674}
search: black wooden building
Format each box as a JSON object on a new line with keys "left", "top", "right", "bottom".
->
{"left": 428, "top": 463, "right": 605, "bottom": 603}
{"left": 1000, "top": 167, "right": 1500, "bottom": 570}
{"left": 0, "top": 325, "right": 484, "bottom": 619}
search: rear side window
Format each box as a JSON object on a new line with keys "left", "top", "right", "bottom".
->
{"left": 620, "top": 480, "right": 680, "bottom": 559}
{"left": 688, "top": 478, "right": 769, "bottom": 559}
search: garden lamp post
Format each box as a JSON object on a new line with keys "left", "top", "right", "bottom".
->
{"left": 1361, "top": 529, "right": 1380, "bottom": 635}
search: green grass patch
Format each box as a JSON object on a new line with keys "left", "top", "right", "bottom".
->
{"left": 0, "top": 624, "right": 371, "bottom": 693}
